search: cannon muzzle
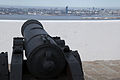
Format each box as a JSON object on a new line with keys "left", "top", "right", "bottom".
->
{"left": 21, "top": 20, "right": 66, "bottom": 78}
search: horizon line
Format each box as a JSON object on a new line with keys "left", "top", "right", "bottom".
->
{"left": 0, "top": 5, "right": 120, "bottom": 9}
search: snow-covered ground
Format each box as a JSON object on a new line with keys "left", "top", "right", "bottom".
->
{"left": 0, "top": 20, "right": 120, "bottom": 63}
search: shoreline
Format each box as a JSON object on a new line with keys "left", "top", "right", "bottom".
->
{"left": 0, "top": 19, "right": 120, "bottom": 23}
{"left": 0, "top": 15, "right": 120, "bottom": 20}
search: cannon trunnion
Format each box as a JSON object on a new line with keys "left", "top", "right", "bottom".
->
{"left": 0, "top": 20, "right": 84, "bottom": 80}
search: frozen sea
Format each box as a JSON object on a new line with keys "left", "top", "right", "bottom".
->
{"left": 0, "top": 20, "right": 120, "bottom": 63}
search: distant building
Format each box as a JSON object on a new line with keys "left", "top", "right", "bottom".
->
{"left": 66, "top": 6, "right": 68, "bottom": 14}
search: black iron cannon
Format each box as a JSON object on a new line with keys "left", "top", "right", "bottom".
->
{"left": 0, "top": 20, "right": 84, "bottom": 80}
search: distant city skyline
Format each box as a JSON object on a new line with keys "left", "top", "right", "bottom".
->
{"left": 0, "top": 0, "right": 120, "bottom": 8}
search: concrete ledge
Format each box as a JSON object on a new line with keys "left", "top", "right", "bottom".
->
{"left": 83, "top": 60, "right": 120, "bottom": 80}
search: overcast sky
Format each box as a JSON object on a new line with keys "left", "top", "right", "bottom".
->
{"left": 0, "top": 0, "right": 120, "bottom": 8}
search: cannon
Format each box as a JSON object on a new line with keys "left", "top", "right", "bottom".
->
{"left": 0, "top": 20, "right": 84, "bottom": 80}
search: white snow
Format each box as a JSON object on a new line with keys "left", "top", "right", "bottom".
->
{"left": 0, "top": 20, "right": 120, "bottom": 63}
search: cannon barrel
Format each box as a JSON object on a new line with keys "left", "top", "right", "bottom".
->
{"left": 21, "top": 20, "right": 66, "bottom": 78}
